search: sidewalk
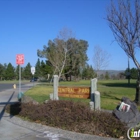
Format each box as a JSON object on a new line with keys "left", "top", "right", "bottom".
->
{"left": 0, "top": 83, "right": 119, "bottom": 140}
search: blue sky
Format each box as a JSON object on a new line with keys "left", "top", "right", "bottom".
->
{"left": 0, "top": 0, "right": 139, "bottom": 70}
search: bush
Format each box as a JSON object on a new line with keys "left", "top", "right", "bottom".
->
{"left": 6, "top": 100, "right": 127, "bottom": 139}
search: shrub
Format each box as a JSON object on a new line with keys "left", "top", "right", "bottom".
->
{"left": 6, "top": 100, "right": 127, "bottom": 139}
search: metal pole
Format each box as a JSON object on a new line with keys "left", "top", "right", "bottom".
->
{"left": 33, "top": 74, "right": 34, "bottom": 86}
{"left": 19, "top": 65, "right": 21, "bottom": 94}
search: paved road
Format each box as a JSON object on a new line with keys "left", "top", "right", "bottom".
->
{"left": 0, "top": 83, "right": 33, "bottom": 92}
{"left": 0, "top": 83, "right": 14, "bottom": 92}
{"left": 0, "top": 83, "right": 33, "bottom": 103}
{"left": 0, "top": 83, "right": 119, "bottom": 140}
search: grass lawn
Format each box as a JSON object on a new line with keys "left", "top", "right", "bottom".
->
{"left": 25, "top": 79, "right": 137, "bottom": 110}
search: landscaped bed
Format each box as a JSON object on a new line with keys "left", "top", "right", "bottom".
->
{"left": 6, "top": 100, "right": 127, "bottom": 139}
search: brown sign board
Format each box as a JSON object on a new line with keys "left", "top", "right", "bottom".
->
{"left": 58, "top": 87, "right": 90, "bottom": 99}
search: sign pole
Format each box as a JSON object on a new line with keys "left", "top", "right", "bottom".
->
{"left": 31, "top": 66, "right": 35, "bottom": 87}
{"left": 16, "top": 54, "right": 24, "bottom": 101}
{"left": 33, "top": 74, "right": 34, "bottom": 86}
{"left": 19, "top": 65, "right": 21, "bottom": 94}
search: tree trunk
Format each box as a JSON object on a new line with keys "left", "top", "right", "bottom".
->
{"left": 135, "top": 70, "right": 140, "bottom": 105}
{"left": 70, "top": 73, "right": 72, "bottom": 81}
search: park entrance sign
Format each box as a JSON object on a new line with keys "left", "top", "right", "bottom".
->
{"left": 58, "top": 87, "right": 90, "bottom": 99}
{"left": 50, "top": 76, "right": 100, "bottom": 110}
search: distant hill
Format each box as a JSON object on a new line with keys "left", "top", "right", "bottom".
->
{"left": 96, "top": 70, "right": 125, "bottom": 76}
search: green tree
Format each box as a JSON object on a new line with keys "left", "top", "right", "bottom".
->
{"left": 82, "top": 64, "right": 96, "bottom": 79}
{"left": 131, "top": 68, "right": 138, "bottom": 79}
{"left": 100, "top": 74, "right": 104, "bottom": 80}
{"left": 2, "top": 63, "right": 7, "bottom": 80}
{"left": 67, "top": 39, "right": 88, "bottom": 80}
{"left": 125, "top": 68, "right": 130, "bottom": 79}
{"left": 125, "top": 68, "right": 138, "bottom": 79}
{"left": 35, "top": 58, "right": 41, "bottom": 78}
{"left": 5, "top": 63, "right": 15, "bottom": 80}
{"left": 0, "top": 63, "right": 4, "bottom": 80}
{"left": 38, "top": 28, "right": 88, "bottom": 81}
{"left": 38, "top": 28, "right": 74, "bottom": 80}
{"left": 40, "top": 60, "right": 47, "bottom": 78}
{"left": 39, "top": 60, "right": 52, "bottom": 78}
{"left": 105, "top": 71, "right": 109, "bottom": 80}
{"left": 23, "top": 63, "right": 32, "bottom": 80}
{"left": 15, "top": 65, "right": 19, "bottom": 80}
{"left": 45, "top": 60, "right": 53, "bottom": 76}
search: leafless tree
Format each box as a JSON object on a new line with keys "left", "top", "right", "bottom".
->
{"left": 106, "top": 0, "right": 140, "bottom": 104}
{"left": 106, "top": 0, "right": 140, "bottom": 71}
{"left": 93, "top": 45, "right": 110, "bottom": 78}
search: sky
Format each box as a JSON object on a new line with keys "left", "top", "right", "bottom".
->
{"left": 0, "top": 0, "right": 139, "bottom": 70}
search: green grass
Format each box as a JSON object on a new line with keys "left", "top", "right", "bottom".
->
{"left": 25, "top": 84, "right": 53, "bottom": 102}
{"left": 25, "top": 79, "right": 137, "bottom": 110}
{"left": 98, "top": 80, "right": 136, "bottom": 110}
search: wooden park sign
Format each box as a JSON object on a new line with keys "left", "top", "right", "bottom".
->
{"left": 58, "top": 86, "right": 90, "bottom": 99}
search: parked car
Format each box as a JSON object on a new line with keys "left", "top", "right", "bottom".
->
{"left": 30, "top": 78, "right": 37, "bottom": 82}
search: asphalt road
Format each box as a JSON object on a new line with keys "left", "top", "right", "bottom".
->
{"left": 0, "top": 83, "right": 33, "bottom": 103}
{"left": 0, "top": 83, "right": 16, "bottom": 92}
{"left": 0, "top": 83, "right": 32, "bottom": 92}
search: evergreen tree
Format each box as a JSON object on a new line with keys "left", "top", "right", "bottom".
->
{"left": 125, "top": 67, "right": 138, "bottom": 79}
{"left": 2, "top": 63, "right": 7, "bottom": 80}
{"left": 67, "top": 39, "right": 89, "bottom": 79}
{"left": 38, "top": 35, "right": 88, "bottom": 80}
{"left": 5, "top": 63, "right": 15, "bottom": 80}
{"left": 0, "top": 63, "right": 4, "bottom": 80}
{"left": 105, "top": 71, "right": 110, "bottom": 80}
{"left": 23, "top": 63, "right": 32, "bottom": 79}
{"left": 39, "top": 60, "right": 53, "bottom": 79}
{"left": 15, "top": 65, "right": 19, "bottom": 80}
{"left": 100, "top": 74, "right": 104, "bottom": 80}
{"left": 40, "top": 60, "right": 47, "bottom": 77}
{"left": 125, "top": 68, "right": 131, "bottom": 80}
{"left": 89, "top": 66, "right": 96, "bottom": 78}
{"left": 35, "top": 58, "right": 41, "bottom": 78}
{"left": 45, "top": 60, "right": 53, "bottom": 75}
{"left": 82, "top": 68, "right": 88, "bottom": 79}
{"left": 82, "top": 64, "right": 96, "bottom": 79}
{"left": 131, "top": 68, "right": 138, "bottom": 79}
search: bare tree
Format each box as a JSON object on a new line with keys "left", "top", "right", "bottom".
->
{"left": 93, "top": 45, "right": 110, "bottom": 78}
{"left": 106, "top": 0, "right": 140, "bottom": 104}
{"left": 106, "top": 0, "right": 140, "bottom": 70}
